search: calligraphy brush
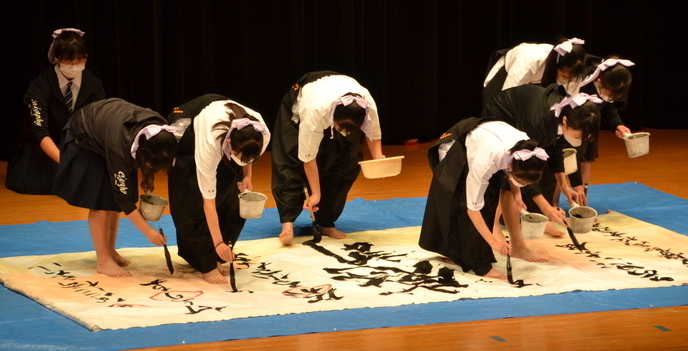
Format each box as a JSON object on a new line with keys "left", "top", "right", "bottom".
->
{"left": 303, "top": 186, "right": 322, "bottom": 244}
{"left": 158, "top": 227, "right": 174, "bottom": 274}
{"left": 564, "top": 219, "right": 584, "bottom": 252}
{"left": 229, "top": 261, "right": 239, "bottom": 292}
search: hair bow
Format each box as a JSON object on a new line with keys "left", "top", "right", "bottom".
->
{"left": 222, "top": 118, "right": 270, "bottom": 160}
{"left": 550, "top": 93, "right": 604, "bottom": 117}
{"left": 47, "top": 28, "right": 86, "bottom": 64}
{"left": 580, "top": 58, "right": 635, "bottom": 87}
{"left": 553, "top": 37, "right": 585, "bottom": 62}
{"left": 130, "top": 125, "right": 180, "bottom": 158}
{"left": 511, "top": 147, "right": 549, "bottom": 162}
{"left": 329, "top": 95, "right": 373, "bottom": 139}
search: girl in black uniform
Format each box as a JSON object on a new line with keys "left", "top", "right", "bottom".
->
{"left": 6, "top": 28, "right": 105, "bottom": 194}
{"left": 483, "top": 85, "right": 601, "bottom": 240}
{"left": 53, "top": 98, "right": 177, "bottom": 278}
{"left": 271, "top": 71, "right": 384, "bottom": 246}
{"left": 576, "top": 57, "right": 635, "bottom": 191}
{"left": 167, "top": 94, "right": 270, "bottom": 285}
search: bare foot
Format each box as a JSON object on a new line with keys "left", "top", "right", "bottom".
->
{"left": 482, "top": 268, "right": 506, "bottom": 280}
{"left": 217, "top": 262, "right": 229, "bottom": 276}
{"left": 544, "top": 221, "right": 565, "bottom": 237}
{"left": 111, "top": 250, "right": 131, "bottom": 266}
{"left": 510, "top": 242, "right": 549, "bottom": 263}
{"left": 279, "top": 223, "right": 294, "bottom": 246}
{"left": 321, "top": 227, "right": 346, "bottom": 239}
{"left": 97, "top": 260, "right": 132, "bottom": 277}
{"left": 202, "top": 269, "right": 228, "bottom": 284}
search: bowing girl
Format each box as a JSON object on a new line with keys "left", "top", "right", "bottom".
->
{"left": 575, "top": 57, "right": 635, "bottom": 191}
{"left": 6, "top": 28, "right": 105, "bottom": 194}
{"left": 419, "top": 117, "right": 549, "bottom": 280}
{"left": 484, "top": 84, "right": 602, "bottom": 239}
{"left": 167, "top": 94, "right": 270, "bottom": 285}
{"left": 482, "top": 37, "right": 587, "bottom": 104}
{"left": 271, "top": 71, "right": 384, "bottom": 246}
{"left": 53, "top": 98, "right": 177, "bottom": 277}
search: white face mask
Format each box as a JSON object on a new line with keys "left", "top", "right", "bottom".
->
{"left": 556, "top": 77, "right": 570, "bottom": 86}
{"left": 59, "top": 62, "right": 85, "bottom": 79}
{"left": 563, "top": 132, "right": 582, "bottom": 147}
{"left": 230, "top": 153, "right": 249, "bottom": 167}
{"left": 508, "top": 175, "right": 527, "bottom": 188}
{"left": 594, "top": 81, "right": 614, "bottom": 102}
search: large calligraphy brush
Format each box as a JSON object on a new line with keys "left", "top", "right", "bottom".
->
{"left": 303, "top": 186, "right": 322, "bottom": 244}
{"left": 159, "top": 227, "right": 174, "bottom": 274}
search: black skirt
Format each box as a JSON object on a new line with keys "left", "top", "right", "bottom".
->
{"left": 52, "top": 121, "right": 136, "bottom": 212}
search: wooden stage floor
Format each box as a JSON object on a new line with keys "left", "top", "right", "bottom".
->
{"left": 1, "top": 127, "right": 687, "bottom": 350}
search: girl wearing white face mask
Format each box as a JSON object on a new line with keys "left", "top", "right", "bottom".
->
{"left": 6, "top": 28, "right": 105, "bottom": 194}
{"left": 484, "top": 84, "right": 601, "bottom": 239}
{"left": 166, "top": 94, "right": 270, "bottom": 285}
{"left": 573, "top": 57, "right": 635, "bottom": 191}
{"left": 419, "top": 118, "right": 549, "bottom": 280}
{"left": 482, "top": 37, "right": 587, "bottom": 105}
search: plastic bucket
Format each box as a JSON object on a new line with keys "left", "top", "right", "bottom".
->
{"left": 139, "top": 193, "right": 168, "bottom": 222}
{"left": 238, "top": 191, "right": 267, "bottom": 219}
{"left": 359, "top": 156, "right": 405, "bottom": 179}
{"left": 563, "top": 148, "right": 578, "bottom": 175}
{"left": 568, "top": 206, "right": 598, "bottom": 234}
{"left": 520, "top": 212, "right": 548, "bottom": 240}
{"left": 623, "top": 132, "right": 650, "bottom": 158}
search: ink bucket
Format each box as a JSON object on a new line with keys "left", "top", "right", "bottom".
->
{"left": 623, "top": 132, "right": 650, "bottom": 158}
{"left": 139, "top": 193, "right": 168, "bottom": 222}
{"left": 520, "top": 212, "right": 548, "bottom": 240}
{"left": 238, "top": 191, "right": 267, "bottom": 219}
{"left": 568, "top": 205, "right": 598, "bottom": 234}
{"left": 563, "top": 148, "right": 578, "bottom": 175}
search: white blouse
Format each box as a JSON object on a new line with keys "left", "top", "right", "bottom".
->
{"left": 292, "top": 75, "right": 382, "bottom": 163}
{"left": 438, "top": 121, "right": 530, "bottom": 211}
{"left": 193, "top": 100, "right": 270, "bottom": 199}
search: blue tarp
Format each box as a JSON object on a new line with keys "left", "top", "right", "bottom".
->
{"left": 1, "top": 183, "right": 687, "bottom": 351}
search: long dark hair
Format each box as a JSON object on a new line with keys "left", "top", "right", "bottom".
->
{"left": 136, "top": 130, "right": 178, "bottom": 192}
{"left": 597, "top": 56, "right": 633, "bottom": 107}
{"left": 541, "top": 38, "right": 587, "bottom": 88}
{"left": 558, "top": 101, "right": 601, "bottom": 156}
{"left": 332, "top": 93, "right": 367, "bottom": 156}
{"left": 52, "top": 31, "right": 88, "bottom": 62}
{"left": 508, "top": 139, "right": 547, "bottom": 184}
{"left": 213, "top": 103, "right": 264, "bottom": 165}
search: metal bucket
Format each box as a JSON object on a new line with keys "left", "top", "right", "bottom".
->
{"left": 238, "top": 191, "right": 267, "bottom": 219}
{"left": 520, "top": 212, "right": 548, "bottom": 240}
{"left": 568, "top": 206, "right": 597, "bottom": 234}
{"left": 563, "top": 148, "right": 578, "bottom": 175}
{"left": 623, "top": 132, "right": 650, "bottom": 158}
{"left": 139, "top": 193, "right": 168, "bottom": 222}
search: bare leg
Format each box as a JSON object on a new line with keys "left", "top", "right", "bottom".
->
{"left": 483, "top": 268, "right": 507, "bottom": 280}
{"left": 217, "top": 262, "right": 229, "bottom": 276}
{"left": 88, "top": 209, "right": 131, "bottom": 277}
{"left": 202, "top": 269, "right": 228, "bottom": 284}
{"left": 321, "top": 227, "right": 346, "bottom": 239}
{"left": 500, "top": 190, "right": 548, "bottom": 263}
{"left": 492, "top": 202, "right": 506, "bottom": 242}
{"left": 545, "top": 221, "right": 565, "bottom": 237}
{"left": 106, "top": 212, "right": 131, "bottom": 266}
{"left": 279, "top": 222, "right": 294, "bottom": 246}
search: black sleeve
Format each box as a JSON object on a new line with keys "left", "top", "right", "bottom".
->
{"left": 23, "top": 75, "right": 53, "bottom": 143}
{"left": 105, "top": 148, "right": 138, "bottom": 215}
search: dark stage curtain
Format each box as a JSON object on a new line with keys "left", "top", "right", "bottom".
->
{"left": 1, "top": 0, "right": 685, "bottom": 161}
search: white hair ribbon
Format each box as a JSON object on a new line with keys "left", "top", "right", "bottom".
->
{"left": 553, "top": 37, "right": 585, "bottom": 63}
{"left": 130, "top": 125, "right": 180, "bottom": 158}
{"left": 550, "top": 93, "right": 604, "bottom": 117}
{"left": 222, "top": 118, "right": 269, "bottom": 162}
{"left": 329, "top": 95, "right": 373, "bottom": 139}
{"left": 47, "top": 28, "right": 86, "bottom": 64}
{"left": 579, "top": 58, "right": 635, "bottom": 87}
